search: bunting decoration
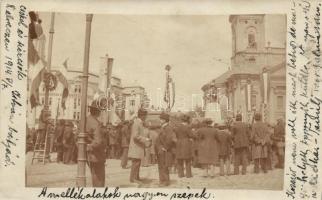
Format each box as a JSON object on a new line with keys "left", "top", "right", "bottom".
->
{"left": 55, "top": 58, "right": 70, "bottom": 110}
{"left": 164, "top": 65, "right": 175, "bottom": 111}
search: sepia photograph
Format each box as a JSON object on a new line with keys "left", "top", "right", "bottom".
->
{"left": 25, "top": 12, "right": 287, "bottom": 190}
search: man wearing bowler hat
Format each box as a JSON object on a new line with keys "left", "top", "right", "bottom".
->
{"left": 86, "top": 100, "right": 107, "bottom": 187}
{"left": 155, "top": 112, "right": 177, "bottom": 186}
{"left": 128, "top": 108, "right": 151, "bottom": 184}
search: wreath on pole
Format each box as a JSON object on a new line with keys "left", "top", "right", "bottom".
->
{"left": 43, "top": 72, "right": 58, "bottom": 91}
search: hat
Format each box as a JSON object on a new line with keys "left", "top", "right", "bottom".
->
{"left": 236, "top": 114, "right": 242, "bottom": 121}
{"left": 181, "top": 114, "right": 190, "bottom": 123}
{"left": 137, "top": 108, "right": 148, "bottom": 116}
{"left": 160, "top": 112, "right": 170, "bottom": 121}
{"left": 254, "top": 113, "right": 262, "bottom": 121}
{"left": 204, "top": 118, "right": 213, "bottom": 124}
{"left": 88, "top": 100, "right": 100, "bottom": 110}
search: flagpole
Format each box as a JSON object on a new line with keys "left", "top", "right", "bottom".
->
{"left": 43, "top": 12, "right": 55, "bottom": 160}
{"left": 77, "top": 13, "right": 93, "bottom": 187}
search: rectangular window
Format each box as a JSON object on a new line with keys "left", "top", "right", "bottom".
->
{"left": 41, "top": 97, "right": 44, "bottom": 105}
{"left": 130, "top": 100, "right": 135, "bottom": 106}
{"left": 277, "top": 96, "right": 284, "bottom": 110}
{"left": 79, "top": 86, "right": 81, "bottom": 93}
{"left": 78, "top": 98, "right": 81, "bottom": 106}
{"left": 74, "top": 98, "right": 77, "bottom": 109}
{"left": 49, "top": 97, "right": 52, "bottom": 105}
{"left": 77, "top": 112, "right": 80, "bottom": 120}
{"left": 251, "top": 95, "right": 256, "bottom": 109}
{"left": 74, "top": 85, "right": 78, "bottom": 93}
{"left": 73, "top": 112, "right": 76, "bottom": 119}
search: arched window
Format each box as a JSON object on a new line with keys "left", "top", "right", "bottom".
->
{"left": 246, "top": 27, "right": 257, "bottom": 49}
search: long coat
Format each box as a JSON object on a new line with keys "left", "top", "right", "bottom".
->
{"left": 174, "top": 123, "right": 193, "bottom": 160}
{"left": 121, "top": 124, "right": 131, "bottom": 148}
{"left": 155, "top": 123, "right": 177, "bottom": 167}
{"left": 231, "top": 121, "right": 250, "bottom": 149}
{"left": 197, "top": 126, "right": 219, "bottom": 165}
{"left": 128, "top": 118, "right": 149, "bottom": 159}
{"left": 217, "top": 130, "right": 232, "bottom": 156}
{"left": 86, "top": 115, "right": 106, "bottom": 163}
{"left": 251, "top": 121, "right": 270, "bottom": 159}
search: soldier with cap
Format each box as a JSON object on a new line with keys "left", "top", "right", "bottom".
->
{"left": 231, "top": 114, "right": 250, "bottom": 175}
{"left": 174, "top": 114, "right": 193, "bottom": 178}
{"left": 251, "top": 113, "right": 270, "bottom": 173}
{"left": 86, "top": 100, "right": 107, "bottom": 187}
{"left": 128, "top": 108, "right": 151, "bottom": 184}
{"left": 155, "top": 112, "right": 177, "bottom": 186}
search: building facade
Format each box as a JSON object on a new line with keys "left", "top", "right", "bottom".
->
{"left": 202, "top": 14, "right": 286, "bottom": 125}
{"left": 27, "top": 69, "right": 149, "bottom": 128}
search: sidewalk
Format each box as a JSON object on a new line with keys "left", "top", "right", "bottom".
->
{"left": 26, "top": 152, "right": 284, "bottom": 190}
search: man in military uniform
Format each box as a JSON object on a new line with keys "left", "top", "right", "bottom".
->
{"left": 86, "top": 100, "right": 107, "bottom": 187}
{"left": 155, "top": 112, "right": 177, "bottom": 186}
{"left": 128, "top": 108, "right": 150, "bottom": 184}
{"left": 231, "top": 114, "right": 250, "bottom": 175}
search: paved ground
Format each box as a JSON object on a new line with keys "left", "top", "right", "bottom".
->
{"left": 26, "top": 152, "right": 284, "bottom": 190}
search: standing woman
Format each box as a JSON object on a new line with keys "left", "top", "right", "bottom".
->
{"left": 197, "top": 118, "right": 219, "bottom": 177}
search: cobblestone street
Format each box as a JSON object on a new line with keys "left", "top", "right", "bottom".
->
{"left": 26, "top": 152, "right": 284, "bottom": 190}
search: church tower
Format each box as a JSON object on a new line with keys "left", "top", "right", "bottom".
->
{"left": 229, "top": 15, "right": 265, "bottom": 68}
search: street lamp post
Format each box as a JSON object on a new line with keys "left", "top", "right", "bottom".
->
{"left": 262, "top": 67, "right": 269, "bottom": 123}
{"left": 77, "top": 13, "right": 93, "bottom": 187}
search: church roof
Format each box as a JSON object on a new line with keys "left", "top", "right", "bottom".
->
{"left": 201, "top": 61, "right": 285, "bottom": 91}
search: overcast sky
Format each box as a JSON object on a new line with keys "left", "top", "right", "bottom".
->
{"left": 38, "top": 13, "right": 285, "bottom": 111}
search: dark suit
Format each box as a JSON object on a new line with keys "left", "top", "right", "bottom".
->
{"left": 174, "top": 123, "right": 193, "bottom": 178}
{"left": 121, "top": 124, "right": 131, "bottom": 168}
{"left": 86, "top": 115, "right": 106, "bottom": 187}
{"left": 251, "top": 121, "right": 269, "bottom": 173}
{"left": 155, "top": 123, "right": 177, "bottom": 185}
{"left": 55, "top": 124, "right": 64, "bottom": 163}
{"left": 231, "top": 121, "right": 250, "bottom": 175}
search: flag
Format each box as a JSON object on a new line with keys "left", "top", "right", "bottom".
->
{"left": 55, "top": 58, "right": 69, "bottom": 109}
{"left": 30, "top": 67, "right": 45, "bottom": 109}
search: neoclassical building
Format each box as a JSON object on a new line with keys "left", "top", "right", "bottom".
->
{"left": 27, "top": 68, "right": 149, "bottom": 128}
{"left": 202, "top": 14, "right": 286, "bottom": 125}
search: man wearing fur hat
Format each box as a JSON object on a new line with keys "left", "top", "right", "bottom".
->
{"left": 155, "top": 112, "right": 177, "bottom": 186}
{"left": 128, "top": 108, "right": 151, "bottom": 184}
{"left": 86, "top": 100, "right": 107, "bottom": 187}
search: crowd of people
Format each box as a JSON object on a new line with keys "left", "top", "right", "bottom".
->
{"left": 26, "top": 100, "right": 285, "bottom": 187}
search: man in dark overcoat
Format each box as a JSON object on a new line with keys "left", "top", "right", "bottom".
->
{"left": 251, "top": 113, "right": 270, "bottom": 174}
{"left": 155, "top": 112, "right": 177, "bottom": 186}
{"left": 86, "top": 100, "right": 107, "bottom": 187}
{"left": 120, "top": 121, "right": 131, "bottom": 168}
{"left": 231, "top": 114, "right": 250, "bottom": 175}
{"left": 174, "top": 114, "right": 193, "bottom": 178}
{"left": 272, "top": 118, "right": 285, "bottom": 168}
{"left": 217, "top": 125, "right": 232, "bottom": 176}
{"left": 196, "top": 118, "right": 219, "bottom": 177}
{"left": 63, "top": 121, "right": 74, "bottom": 164}
{"left": 55, "top": 119, "right": 65, "bottom": 163}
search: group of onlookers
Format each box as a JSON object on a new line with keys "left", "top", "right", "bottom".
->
{"left": 26, "top": 100, "right": 285, "bottom": 187}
